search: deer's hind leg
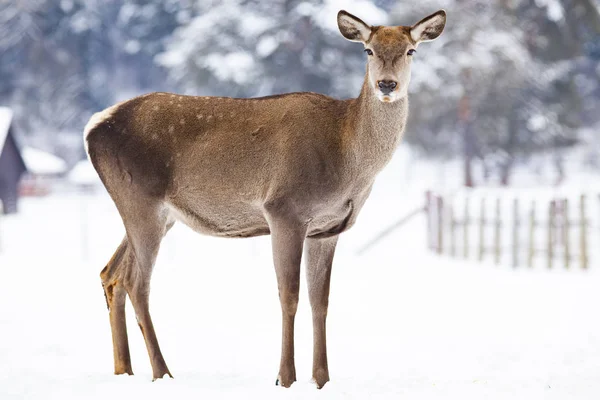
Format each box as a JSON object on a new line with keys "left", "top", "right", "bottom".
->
{"left": 101, "top": 204, "right": 174, "bottom": 380}
{"left": 101, "top": 184, "right": 174, "bottom": 380}
{"left": 119, "top": 201, "right": 174, "bottom": 381}
{"left": 101, "top": 237, "right": 134, "bottom": 375}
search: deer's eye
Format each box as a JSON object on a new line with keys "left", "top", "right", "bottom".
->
{"left": 407, "top": 49, "right": 416, "bottom": 56}
{"left": 364, "top": 49, "right": 373, "bottom": 56}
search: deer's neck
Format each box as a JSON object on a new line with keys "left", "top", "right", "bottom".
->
{"left": 347, "top": 75, "right": 408, "bottom": 174}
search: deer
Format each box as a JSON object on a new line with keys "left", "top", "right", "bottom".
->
{"left": 84, "top": 9, "right": 446, "bottom": 389}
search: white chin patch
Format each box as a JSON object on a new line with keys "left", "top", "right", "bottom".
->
{"left": 377, "top": 93, "right": 397, "bottom": 103}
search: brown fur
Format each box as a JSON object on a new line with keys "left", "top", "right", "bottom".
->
{"left": 86, "top": 9, "right": 446, "bottom": 388}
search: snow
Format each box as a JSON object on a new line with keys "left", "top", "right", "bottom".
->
{"left": 528, "top": 114, "right": 548, "bottom": 132}
{"left": 67, "top": 160, "right": 102, "bottom": 187}
{"left": 1, "top": 149, "right": 599, "bottom": 399}
{"left": 257, "top": 36, "right": 279, "bottom": 58}
{"left": 314, "top": 0, "right": 388, "bottom": 33}
{"left": 117, "top": 3, "right": 138, "bottom": 25}
{"left": 205, "top": 52, "right": 256, "bottom": 85}
{"left": 60, "top": 0, "right": 74, "bottom": 13}
{"left": 124, "top": 40, "right": 141, "bottom": 54}
{"left": 70, "top": 12, "right": 95, "bottom": 34}
{"left": 22, "top": 147, "right": 68, "bottom": 175}
{"left": 535, "top": 0, "right": 564, "bottom": 22}
{"left": 0, "top": 106, "right": 13, "bottom": 152}
{"left": 239, "top": 14, "right": 275, "bottom": 37}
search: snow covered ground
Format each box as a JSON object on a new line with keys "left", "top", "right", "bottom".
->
{"left": 1, "top": 150, "right": 600, "bottom": 399}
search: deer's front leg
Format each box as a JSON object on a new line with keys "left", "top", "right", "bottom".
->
{"left": 305, "top": 235, "right": 338, "bottom": 389}
{"left": 265, "top": 204, "right": 307, "bottom": 388}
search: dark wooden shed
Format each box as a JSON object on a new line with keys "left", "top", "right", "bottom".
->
{"left": 0, "top": 107, "right": 27, "bottom": 214}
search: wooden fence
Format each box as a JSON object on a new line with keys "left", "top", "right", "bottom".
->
{"left": 426, "top": 191, "right": 599, "bottom": 268}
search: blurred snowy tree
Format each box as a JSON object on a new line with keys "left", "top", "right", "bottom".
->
{"left": 157, "top": 0, "right": 387, "bottom": 99}
{"left": 0, "top": 0, "right": 91, "bottom": 141}
{"left": 391, "top": 0, "right": 600, "bottom": 185}
{"left": 0, "top": 0, "right": 190, "bottom": 161}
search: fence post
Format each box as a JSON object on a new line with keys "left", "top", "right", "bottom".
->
{"left": 449, "top": 199, "right": 456, "bottom": 257}
{"left": 464, "top": 196, "right": 470, "bottom": 259}
{"left": 580, "top": 194, "right": 588, "bottom": 269}
{"left": 479, "top": 197, "right": 486, "bottom": 262}
{"left": 437, "top": 195, "right": 444, "bottom": 254}
{"left": 426, "top": 191, "right": 432, "bottom": 251}
{"left": 529, "top": 200, "right": 535, "bottom": 267}
{"left": 494, "top": 198, "right": 501, "bottom": 265}
{"left": 512, "top": 198, "right": 519, "bottom": 267}
{"left": 563, "top": 199, "right": 570, "bottom": 269}
{"left": 0, "top": 200, "right": 3, "bottom": 252}
{"left": 548, "top": 200, "right": 555, "bottom": 269}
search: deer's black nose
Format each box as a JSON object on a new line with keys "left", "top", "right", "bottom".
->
{"left": 377, "top": 80, "right": 397, "bottom": 95}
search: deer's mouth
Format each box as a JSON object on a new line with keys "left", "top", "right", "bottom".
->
{"left": 377, "top": 92, "right": 398, "bottom": 103}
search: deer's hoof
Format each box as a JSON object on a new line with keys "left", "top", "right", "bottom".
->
{"left": 151, "top": 371, "right": 174, "bottom": 382}
{"left": 311, "top": 368, "right": 330, "bottom": 389}
{"left": 275, "top": 371, "right": 296, "bottom": 388}
{"left": 114, "top": 367, "right": 134, "bottom": 376}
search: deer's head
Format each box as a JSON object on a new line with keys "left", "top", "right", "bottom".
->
{"left": 338, "top": 9, "right": 446, "bottom": 103}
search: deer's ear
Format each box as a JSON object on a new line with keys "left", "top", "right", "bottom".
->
{"left": 338, "top": 10, "right": 372, "bottom": 43}
{"left": 410, "top": 10, "right": 446, "bottom": 43}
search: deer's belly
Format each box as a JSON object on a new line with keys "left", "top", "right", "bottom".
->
{"left": 166, "top": 191, "right": 364, "bottom": 239}
{"left": 166, "top": 201, "right": 270, "bottom": 238}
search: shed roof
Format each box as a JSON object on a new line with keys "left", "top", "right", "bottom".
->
{"left": 0, "top": 107, "right": 14, "bottom": 153}
{"left": 22, "top": 147, "right": 68, "bottom": 175}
